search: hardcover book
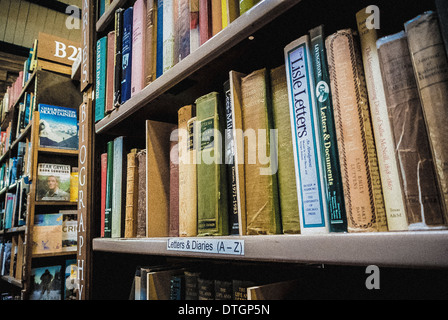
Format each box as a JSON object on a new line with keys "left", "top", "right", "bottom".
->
{"left": 36, "top": 163, "right": 71, "bottom": 201}
{"left": 196, "top": 92, "right": 228, "bottom": 236}
{"left": 38, "top": 104, "right": 78, "bottom": 150}
{"left": 125, "top": 149, "right": 138, "bottom": 238}
{"left": 377, "top": 31, "right": 447, "bottom": 229}
{"left": 239, "top": 0, "right": 259, "bottom": 15}
{"left": 32, "top": 213, "right": 62, "bottom": 255}
{"left": 309, "top": 25, "right": 347, "bottom": 233}
{"left": 137, "top": 149, "right": 147, "bottom": 237}
{"left": 199, "top": 0, "right": 212, "bottom": 45}
{"left": 169, "top": 129, "right": 179, "bottom": 237}
{"left": 177, "top": 0, "right": 190, "bottom": 60}
{"left": 325, "top": 29, "right": 387, "bottom": 232}
{"left": 112, "top": 136, "right": 128, "bottom": 238}
{"left": 121, "top": 7, "right": 133, "bottom": 104}
{"left": 131, "top": 0, "right": 146, "bottom": 97}
{"left": 100, "top": 152, "right": 107, "bottom": 237}
{"left": 145, "top": 0, "right": 157, "bottom": 85}
{"left": 356, "top": 9, "right": 407, "bottom": 231}
{"left": 284, "top": 36, "right": 329, "bottom": 234}
{"left": 405, "top": 11, "right": 448, "bottom": 222}
{"left": 157, "top": 0, "right": 164, "bottom": 77}
{"left": 190, "top": 0, "right": 200, "bottom": 52}
{"left": 95, "top": 36, "right": 107, "bottom": 122}
{"left": 104, "top": 141, "right": 114, "bottom": 237}
{"left": 211, "top": 0, "right": 222, "bottom": 36}
{"left": 106, "top": 31, "right": 115, "bottom": 113}
{"left": 61, "top": 210, "right": 77, "bottom": 251}
{"left": 29, "top": 265, "right": 62, "bottom": 300}
{"left": 114, "top": 8, "right": 124, "bottom": 106}
{"left": 163, "top": 0, "right": 175, "bottom": 72}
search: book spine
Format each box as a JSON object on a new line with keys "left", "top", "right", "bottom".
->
{"left": 189, "top": 0, "right": 200, "bottom": 53}
{"left": 178, "top": 0, "right": 190, "bottom": 61}
{"left": 377, "top": 31, "right": 446, "bottom": 229}
{"left": 95, "top": 36, "right": 107, "bottom": 122}
{"left": 112, "top": 136, "right": 126, "bottom": 238}
{"left": 163, "top": 0, "right": 175, "bottom": 72}
{"left": 211, "top": 0, "right": 222, "bottom": 36}
{"left": 239, "top": 0, "right": 259, "bottom": 15}
{"left": 223, "top": 80, "right": 239, "bottom": 234}
{"left": 196, "top": 92, "right": 228, "bottom": 236}
{"left": 125, "top": 151, "right": 138, "bottom": 238}
{"left": 221, "top": 0, "right": 228, "bottom": 28}
{"left": 270, "top": 65, "right": 300, "bottom": 234}
{"left": 241, "top": 68, "right": 281, "bottom": 235}
{"left": 325, "top": 29, "right": 387, "bottom": 232}
{"left": 356, "top": 9, "right": 407, "bottom": 231}
{"left": 131, "top": 0, "right": 146, "bottom": 97}
{"left": 145, "top": 0, "right": 157, "bottom": 85}
{"left": 114, "top": 8, "right": 124, "bottom": 107}
{"left": 199, "top": 0, "right": 212, "bottom": 45}
{"left": 137, "top": 150, "right": 147, "bottom": 237}
{"left": 309, "top": 25, "right": 347, "bottom": 233}
{"left": 178, "top": 105, "right": 197, "bottom": 237}
{"left": 284, "top": 36, "right": 329, "bottom": 234}
{"left": 104, "top": 141, "right": 114, "bottom": 237}
{"left": 105, "top": 31, "right": 115, "bottom": 113}
{"left": 169, "top": 129, "right": 179, "bottom": 236}
{"left": 156, "top": 0, "right": 164, "bottom": 77}
{"left": 121, "top": 7, "right": 133, "bottom": 104}
{"left": 101, "top": 153, "right": 107, "bottom": 237}
{"left": 405, "top": 11, "right": 448, "bottom": 223}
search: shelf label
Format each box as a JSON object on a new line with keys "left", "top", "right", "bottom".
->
{"left": 167, "top": 238, "right": 244, "bottom": 256}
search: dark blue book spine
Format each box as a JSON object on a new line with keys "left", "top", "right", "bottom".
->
{"left": 121, "top": 7, "right": 133, "bottom": 104}
{"left": 156, "top": 0, "right": 164, "bottom": 78}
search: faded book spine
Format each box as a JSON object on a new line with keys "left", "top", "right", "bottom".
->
{"left": 112, "top": 136, "right": 127, "bottom": 238}
{"left": 136, "top": 150, "right": 147, "bottom": 237}
{"left": 284, "top": 37, "right": 328, "bottom": 234}
{"left": 309, "top": 25, "right": 347, "bottom": 233}
{"left": 356, "top": 9, "right": 407, "bottom": 231}
{"left": 377, "top": 31, "right": 446, "bottom": 229}
{"left": 326, "top": 29, "right": 387, "bottom": 232}
{"left": 178, "top": 0, "right": 190, "bottom": 61}
{"left": 241, "top": 68, "right": 281, "bottom": 235}
{"left": 163, "top": 0, "right": 175, "bottom": 72}
{"left": 131, "top": 0, "right": 146, "bottom": 97}
{"left": 125, "top": 150, "right": 138, "bottom": 238}
{"left": 105, "top": 31, "right": 115, "bottom": 113}
{"left": 169, "top": 129, "right": 179, "bottom": 237}
{"left": 270, "top": 65, "right": 300, "bottom": 234}
{"left": 190, "top": 0, "right": 200, "bottom": 53}
{"left": 114, "top": 8, "right": 124, "bottom": 107}
{"left": 405, "top": 11, "right": 448, "bottom": 222}
{"left": 196, "top": 92, "right": 228, "bottom": 236}
{"left": 145, "top": 0, "right": 157, "bottom": 85}
{"left": 104, "top": 140, "right": 114, "bottom": 237}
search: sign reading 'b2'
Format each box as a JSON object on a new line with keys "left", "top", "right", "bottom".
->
{"left": 37, "top": 32, "right": 81, "bottom": 66}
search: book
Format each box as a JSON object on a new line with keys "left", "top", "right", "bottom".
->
{"left": 61, "top": 210, "right": 77, "bottom": 251}
{"left": 163, "top": 0, "right": 175, "bottom": 72}
{"left": 169, "top": 129, "right": 179, "bottom": 236}
{"left": 95, "top": 36, "right": 107, "bottom": 122}
{"left": 100, "top": 153, "right": 107, "bottom": 237}
{"left": 229, "top": 70, "right": 247, "bottom": 235}
{"left": 145, "top": 0, "right": 157, "bottom": 85}
{"left": 38, "top": 104, "right": 78, "bottom": 150}
{"left": 247, "top": 279, "right": 300, "bottom": 300}
{"left": 3, "top": 193, "right": 15, "bottom": 229}
{"left": 29, "top": 265, "right": 62, "bottom": 300}
{"left": 211, "top": 0, "right": 222, "bottom": 36}
{"left": 239, "top": 0, "right": 259, "bottom": 15}
{"left": 178, "top": 105, "right": 197, "bottom": 237}
{"left": 146, "top": 120, "right": 177, "bottom": 237}
{"left": 137, "top": 149, "right": 147, "bottom": 237}
{"left": 222, "top": 0, "right": 239, "bottom": 28}
{"left": 184, "top": 270, "right": 200, "bottom": 300}
{"left": 170, "top": 274, "right": 185, "bottom": 300}
{"left": 177, "top": 0, "right": 190, "bottom": 61}
{"left": 125, "top": 149, "right": 139, "bottom": 238}
{"left": 325, "top": 29, "right": 387, "bottom": 232}
{"left": 36, "top": 163, "right": 71, "bottom": 201}
{"left": 131, "top": 0, "right": 146, "bottom": 97}
{"left": 112, "top": 136, "right": 128, "bottom": 238}
{"left": 405, "top": 11, "right": 448, "bottom": 222}
{"left": 70, "top": 168, "right": 78, "bottom": 202}
{"left": 215, "top": 279, "right": 232, "bottom": 300}
{"left": 356, "top": 9, "right": 407, "bottom": 231}
{"left": 64, "top": 259, "right": 78, "bottom": 300}
{"left": 104, "top": 141, "right": 114, "bottom": 237}
{"left": 309, "top": 25, "right": 347, "bottom": 233}
{"left": 199, "top": 0, "right": 212, "bottom": 45}
{"left": 270, "top": 65, "right": 300, "bottom": 234}
{"left": 106, "top": 31, "right": 115, "bottom": 113}
{"left": 377, "top": 31, "right": 447, "bottom": 229}
{"left": 114, "top": 8, "right": 124, "bottom": 106}
{"left": 195, "top": 92, "right": 228, "bottom": 236}
{"left": 241, "top": 68, "right": 281, "bottom": 235}
{"left": 32, "top": 213, "right": 63, "bottom": 254}
{"left": 435, "top": 0, "right": 448, "bottom": 58}
{"left": 156, "top": 0, "right": 164, "bottom": 77}
{"left": 284, "top": 37, "right": 328, "bottom": 234}
{"left": 190, "top": 0, "right": 200, "bottom": 52}
{"left": 147, "top": 268, "right": 184, "bottom": 300}
{"left": 121, "top": 7, "right": 133, "bottom": 104}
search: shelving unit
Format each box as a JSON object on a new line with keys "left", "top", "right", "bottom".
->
{"left": 81, "top": 0, "right": 448, "bottom": 300}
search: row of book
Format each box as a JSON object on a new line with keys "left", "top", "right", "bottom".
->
{"left": 0, "top": 142, "right": 31, "bottom": 190}
{"left": 0, "top": 178, "right": 29, "bottom": 231}
{"left": 94, "top": 0, "right": 260, "bottom": 122}
{"left": 0, "top": 235, "right": 24, "bottom": 282}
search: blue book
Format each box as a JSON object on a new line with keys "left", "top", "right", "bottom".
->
{"left": 99, "top": 0, "right": 105, "bottom": 18}
{"left": 156, "top": 0, "right": 164, "bottom": 78}
{"left": 38, "top": 104, "right": 78, "bottom": 150}
{"left": 95, "top": 36, "right": 107, "bottom": 122}
{"left": 4, "top": 193, "right": 15, "bottom": 229}
{"left": 24, "top": 92, "right": 31, "bottom": 127}
{"left": 121, "top": 7, "right": 133, "bottom": 104}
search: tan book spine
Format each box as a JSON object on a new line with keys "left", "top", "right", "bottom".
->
{"left": 405, "top": 11, "right": 448, "bottom": 222}
{"left": 178, "top": 105, "right": 197, "bottom": 236}
{"left": 125, "top": 150, "right": 138, "bottom": 238}
{"left": 356, "top": 9, "right": 407, "bottom": 231}
{"left": 377, "top": 31, "right": 446, "bottom": 229}
{"left": 136, "top": 150, "right": 147, "bottom": 237}
{"left": 326, "top": 29, "right": 387, "bottom": 232}
{"left": 145, "top": 0, "right": 157, "bottom": 85}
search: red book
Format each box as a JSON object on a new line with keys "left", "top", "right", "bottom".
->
{"left": 101, "top": 152, "right": 108, "bottom": 237}
{"left": 105, "top": 31, "right": 115, "bottom": 113}
{"left": 199, "top": 0, "right": 212, "bottom": 45}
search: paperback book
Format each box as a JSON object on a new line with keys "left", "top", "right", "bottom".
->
{"left": 36, "top": 163, "right": 71, "bottom": 201}
{"left": 29, "top": 265, "right": 62, "bottom": 300}
{"left": 38, "top": 104, "right": 78, "bottom": 150}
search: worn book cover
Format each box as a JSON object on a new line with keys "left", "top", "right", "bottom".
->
{"left": 356, "top": 9, "right": 407, "bottom": 231}
{"left": 137, "top": 149, "right": 147, "bottom": 237}
{"left": 284, "top": 37, "right": 328, "bottom": 234}
{"left": 270, "top": 65, "right": 300, "bottom": 234}
{"left": 125, "top": 149, "right": 139, "bottom": 238}
{"left": 405, "top": 11, "right": 448, "bottom": 223}
{"left": 377, "top": 31, "right": 446, "bottom": 229}
{"left": 36, "top": 163, "right": 70, "bottom": 201}
{"left": 325, "top": 29, "right": 387, "bottom": 232}
{"left": 38, "top": 104, "right": 78, "bottom": 150}
{"left": 32, "top": 213, "right": 62, "bottom": 255}
{"left": 196, "top": 92, "right": 228, "bottom": 236}
{"left": 145, "top": 0, "right": 157, "bottom": 85}
{"left": 309, "top": 25, "right": 347, "bottom": 233}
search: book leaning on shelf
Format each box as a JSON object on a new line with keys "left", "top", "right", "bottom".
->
{"left": 38, "top": 104, "right": 78, "bottom": 150}
{"left": 36, "top": 163, "right": 71, "bottom": 201}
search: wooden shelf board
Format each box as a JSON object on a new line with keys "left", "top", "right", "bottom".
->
{"left": 37, "top": 147, "right": 78, "bottom": 156}
{"left": 0, "top": 275, "right": 23, "bottom": 288}
{"left": 34, "top": 201, "right": 77, "bottom": 206}
{"left": 32, "top": 249, "right": 77, "bottom": 258}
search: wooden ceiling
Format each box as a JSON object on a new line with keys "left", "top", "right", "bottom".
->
{"left": 0, "top": 0, "right": 82, "bottom": 101}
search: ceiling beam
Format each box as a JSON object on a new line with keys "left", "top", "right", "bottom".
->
{"left": 25, "top": 0, "right": 81, "bottom": 16}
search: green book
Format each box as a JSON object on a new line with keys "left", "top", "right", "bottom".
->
{"left": 309, "top": 25, "right": 347, "bottom": 232}
{"left": 104, "top": 140, "right": 114, "bottom": 237}
{"left": 196, "top": 92, "right": 228, "bottom": 236}
{"left": 239, "top": 0, "right": 260, "bottom": 15}
{"left": 270, "top": 65, "right": 300, "bottom": 234}
{"left": 112, "top": 136, "right": 127, "bottom": 238}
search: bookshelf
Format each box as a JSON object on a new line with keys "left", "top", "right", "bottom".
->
{"left": 83, "top": 0, "right": 448, "bottom": 300}
{"left": 0, "top": 69, "right": 81, "bottom": 300}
